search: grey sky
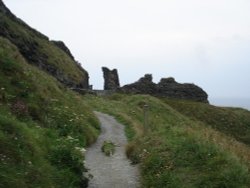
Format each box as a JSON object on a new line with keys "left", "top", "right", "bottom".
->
{"left": 5, "top": 0, "right": 250, "bottom": 100}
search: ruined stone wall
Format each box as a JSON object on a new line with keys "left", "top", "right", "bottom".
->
{"left": 120, "top": 74, "right": 208, "bottom": 103}
{"left": 102, "top": 67, "right": 120, "bottom": 90}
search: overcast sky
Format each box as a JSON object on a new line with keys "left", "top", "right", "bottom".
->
{"left": 5, "top": 0, "right": 250, "bottom": 101}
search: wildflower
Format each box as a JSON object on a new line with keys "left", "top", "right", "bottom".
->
{"left": 50, "top": 98, "right": 58, "bottom": 102}
{"left": 67, "top": 135, "right": 74, "bottom": 140}
{"left": 80, "top": 148, "right": 86, "bottom": 153}
{"left": 75, "top": 147, "right": 86, "bottom": 154}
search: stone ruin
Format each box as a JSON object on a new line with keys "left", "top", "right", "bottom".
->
{"left": 100, "top": 67, "right": 208, "bottom": 102}
{"left": 120, "top": 74, "right": 157, "bottom": 95}
{"left": 120, "top": 74, "right": 208, "bottom": 103}
{"left": 102, "top": 67, "right": 120, "bottom": 90}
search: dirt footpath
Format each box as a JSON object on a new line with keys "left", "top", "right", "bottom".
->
{"left": 85, "top": 111, "right": 140, "bottom": 188}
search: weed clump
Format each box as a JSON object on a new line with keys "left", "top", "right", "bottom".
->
{"left": 101, "top": 141, "right": 116, "bottom": 156}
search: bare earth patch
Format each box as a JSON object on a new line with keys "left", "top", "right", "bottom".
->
{"left": 85, "top": 111, "right": 140, "bottom": 188}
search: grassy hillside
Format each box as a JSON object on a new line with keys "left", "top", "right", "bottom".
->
{"left": 84, "top": 94, "right": 250, "bottom": 188}
{"left": 164, "top": 99, "right": 250, "bottom": 146}
{"left": 0, "top": 37, "right": 99, "bottom": 188}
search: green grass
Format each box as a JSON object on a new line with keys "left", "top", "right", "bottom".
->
{"left": 0, "top": 37, "right": 100, "bottom": 188}
{"left": 101, "top": 141, "right": 116, "bottom": 156}
{"left": 164, "top": 99, "right": 250, "bottom": 146}
{"left": 84, "top": 94, "right": 250, "bottom": 188}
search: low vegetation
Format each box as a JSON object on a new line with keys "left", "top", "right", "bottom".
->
{"left": 84, "top": 94, "right": 250, "bottom": 188}
{"left": 101, "top": 141, "right": 116, "bottom": 156}
{"left": 0, "top": 37, "right": 100, "bottom": 188}
{"left": 164, "top": 99, "right": 250, "bottom": 146}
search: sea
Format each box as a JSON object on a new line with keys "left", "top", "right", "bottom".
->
{"left": 209, "top": 98, "right": 250, "bottom": 111}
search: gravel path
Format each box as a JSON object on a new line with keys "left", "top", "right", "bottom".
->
{"left": 85, "top": 111, "right": 140, "bottom": 188}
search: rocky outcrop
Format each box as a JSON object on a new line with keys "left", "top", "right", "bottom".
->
{"left": 102, "top": 67, "right": 120, "bottom": 90}
{"left": 120, "top": 74, "right": 157, "bottom": 95}
{"left": 51, "top": 40, "right": 75, "bottom": 60}
{"left": 157, "top": 77, "right": 208, "bottom": 102}
{"left": 120, "top": 75, "right": 208, "bottom": 103}
{"left": 0, "top": 0, "right": 89, "bottom": 89}
{"left": 0, "top": 0, "right": 13, "bottom": 17}
{"left": 0, "top": 0, "right": 48, "bottom": 40}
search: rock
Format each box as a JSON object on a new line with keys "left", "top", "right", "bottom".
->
{"left": 0, "top": 0, "right": 48, "bottom": 40}
{"left": 157, "top": 77, "right": 208, "bottom": 102}
{"left": 102, "top": 67, "right": 120, "bottom": 90}
{"left": 120, "top": 75, "right": 208, "bottom": 103}
{"left": 51, "top": 40, "right": 75, "bottom": 60}
{"left": 0, "top": 0, "right": 11, "bottom": 15}
{"left": 120, "top": 74, "right": 157, "bottom": 95}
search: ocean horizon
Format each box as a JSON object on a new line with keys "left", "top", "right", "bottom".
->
{"left": 209, "top": 98, "right": 250, "bottom": 111}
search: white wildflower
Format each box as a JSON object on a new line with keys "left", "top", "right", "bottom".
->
{"left": 50, "top": 98, "right": 58, "bottom": 102}
{"left": 75, "top": 147, "right": 86, "bottom": 154}
{"left": 67, "top": 135, "right": 74, "bottom": 140}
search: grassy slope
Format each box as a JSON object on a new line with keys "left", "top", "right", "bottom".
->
{"left": 85, "top": 94, "right": 250, "bottom": 188}
{"left": 0, "top": 10, "right": 88, "bottom": 85}
{"left": 164, "top": 99, "right": 250, "bottom": 145}
{"left": 0, "top": 37, "right": 99, "bottom": 188}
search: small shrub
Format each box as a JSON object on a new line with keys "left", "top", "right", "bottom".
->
{"left": 101, "top": 141, "right": 115, "bottom": 156}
